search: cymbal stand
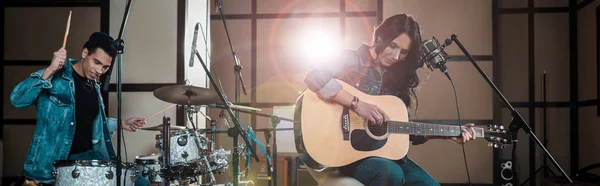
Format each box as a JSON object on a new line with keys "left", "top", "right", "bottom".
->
{"left": 161, "top": 116, "right": 171, "bottom": 186}
{"left": 186, "top": 106, "right": 216, "bottom": 184}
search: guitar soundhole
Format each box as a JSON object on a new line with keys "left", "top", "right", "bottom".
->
{"left": 367, "top": 122, "right": 388, "bottom": 137}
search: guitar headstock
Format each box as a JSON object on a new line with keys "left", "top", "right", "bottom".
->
{"left": 484, "top": 125, "right": 513, "bottom": 149}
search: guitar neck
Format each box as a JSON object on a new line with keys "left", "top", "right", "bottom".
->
{"left": 387, "top": 121, "right": 485, "bottom": 137}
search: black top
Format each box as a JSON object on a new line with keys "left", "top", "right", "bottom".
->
{"left": 69, "top": 66, "right": 99, "bottom": 155}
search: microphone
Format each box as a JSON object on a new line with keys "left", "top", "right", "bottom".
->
{"left": 420, "top": 36, "right": 452, "bottom": 80}
{"left": 189, "top": 22, "right": 199, "bottom": 67}
{"left": 215, "top": 0, "right": 221, "bottom": 12}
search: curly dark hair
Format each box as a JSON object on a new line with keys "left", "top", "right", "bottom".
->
{"left": 372, "top": 14, "right": 424, "bottom": 109}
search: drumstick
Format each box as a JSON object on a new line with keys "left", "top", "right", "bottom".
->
{"left": 62, "top": 11, "right": 72, "bottom": 48}
{"left": 145, "top": 104, "right": 177, "bottom": 121}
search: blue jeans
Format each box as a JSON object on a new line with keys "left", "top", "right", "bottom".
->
{"left": 341, "top": 157, "right": 440, "bottom": 186}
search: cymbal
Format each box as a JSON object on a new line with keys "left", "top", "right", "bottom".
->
{"left": 141, "top": 124, "right": 187, "bottom": 131}
{"left": 154, "top": 85, "right": 219, "bottom": 105}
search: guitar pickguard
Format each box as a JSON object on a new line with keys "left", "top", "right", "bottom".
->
{"left": 351, "top": 129, "right": 387, "bottom": 151}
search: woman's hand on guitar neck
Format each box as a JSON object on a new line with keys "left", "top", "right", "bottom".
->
{"left": 428, "top": 123, "right": 476, "bottom": 144}
{"left": 354, "top": 100, "right": 387, "bottom": 125}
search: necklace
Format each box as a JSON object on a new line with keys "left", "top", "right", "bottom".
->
{"left": 74, "top": 71, "right": 95, "bottom": 92}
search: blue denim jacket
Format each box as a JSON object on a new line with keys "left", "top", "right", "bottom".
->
{"left": 303, "top": 44, "right": 428, "bottom": 145}
{"left": 10, "top": 59, "right": 118, "bottom": 184}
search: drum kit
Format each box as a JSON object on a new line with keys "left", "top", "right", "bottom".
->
{"left": 51, "top": 84, "right": 271, "bottom": 186}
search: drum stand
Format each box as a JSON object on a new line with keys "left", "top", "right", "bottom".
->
{"left": 161, "top": 116, "right": 172, "bottom": 186}
{"left": 186, "top": 107, "right": 217, "bottom": 184}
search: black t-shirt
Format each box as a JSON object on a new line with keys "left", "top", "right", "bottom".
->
{"left": 69, "top": 67, "right": 99, "bottom": 155}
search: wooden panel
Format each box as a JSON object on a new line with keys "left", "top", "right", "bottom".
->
{"left": 579, "top": 106, "right": 600, "bottom": 176}
{"left": 534, "top": 0, "right": 568, "bottom": 7}
{"left": 210, "top": 19, "right": 252, "bottom": 103}
{"left": 577, "top": 0, "right": 600, "bottom": 101}
{"left": 384, "top": 0, "right": 493, "bottom": 56}
{"left": 345, "top": 0, "right": 376, "bottom": 12}
{"left": 410, "top": 61, "right": 494, "bottom": 120}
{"left": 345, "top": 17, "right": 377, "bottom": 49}
{"left": 500, "top": 14, "right": 529, "bottom": 102}
{"left": 210, "top": 0, "right": 252, "bottom": 15}
{"left": 3, "top": 125, "right": 36, "bottom": 177}
{"left": 500, "top": 0, "right": 527, "bottom": 8}
{"left": 534, "top": 13, "right": 570, "bottom": 102}
{"left": 257, "top": 0, "right": 338, "bottom": 14}
{"left": 109, "top": 0, "right": 177, "bottom": 84}
{"left": 4, "top": 7, "right": 100, "bottom": 61}
{"left": 3, "top": 66, "right": 44, "bottom": 119}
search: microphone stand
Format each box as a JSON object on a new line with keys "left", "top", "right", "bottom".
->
{"left": 192, "top": 48, "right": 259, "bottom": 186}
{"left": 262, "top": 115, "right": 281, "bottom": 186}
{"left": 207, "top": 105, "right": 294, "bottom": 186}
{"left": 270, "top": 115, "right": 281, "bottom": 186}
{"left": 215, "top": 0, "right": 248, "bottom": 99}
{"left": 448, "top": 34, "right": 572, "bottom": 185}
{"left": 215, "top": 1, "right": 251, "bottom": 185}
{"left": 520, "top": 72, "right": 557, "bottom": 186}
{"left": 100, "top": 0, "right": 134, "bottom": 185}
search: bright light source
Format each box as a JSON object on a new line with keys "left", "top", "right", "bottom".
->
{"left": 295, "top": 29, "right": 341, "bottom": 68}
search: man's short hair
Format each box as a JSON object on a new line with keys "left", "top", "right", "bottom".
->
{"left": 83, "top": 32, "right": 116, "bottom": 58}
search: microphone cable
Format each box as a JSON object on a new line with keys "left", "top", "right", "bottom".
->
{"left": 447, "top": 72, "right": 472, "bottom": 186}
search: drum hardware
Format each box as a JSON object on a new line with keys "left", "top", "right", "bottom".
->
{"left": 106, "top": 169, "right": 114, "bottom": 179}
{"left": 71, "top": 166, "right": 80, "bottom": 178}
{"left": 162, "top": 116, "right": 171, "bottom": 186}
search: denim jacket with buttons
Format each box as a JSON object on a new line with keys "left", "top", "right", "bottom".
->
{"left": 10, "top": 58, "right": 118, "bottom": 184}
{"left": 303, "top": 44, "right": 428, "bottom": 145}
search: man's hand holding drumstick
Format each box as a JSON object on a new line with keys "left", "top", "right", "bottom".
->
{"left": 122, "top": 104, "right": 177, "bottom": 132}
{"left": 42, "top": 11, "right": 71, "bottom": 80}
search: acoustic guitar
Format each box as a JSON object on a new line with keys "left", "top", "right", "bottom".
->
{"left": 293, "top": 79, "right": 511, "bottom": 170}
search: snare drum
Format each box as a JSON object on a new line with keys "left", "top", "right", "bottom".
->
{"left": 208, "top": 148, "right": 231, "bottom": 174}
{"left": 135, "top": 154, "right": 163, "bottom": 183}
{"left": 53, "top": 160, "right": 137, "bottom": 186}
{"left": 155, "top": 129, "right": 209, "bottom": 165}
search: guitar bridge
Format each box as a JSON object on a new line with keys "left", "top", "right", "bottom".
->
{"left": 341, "top": 107, "right": 350, "bottom": 141}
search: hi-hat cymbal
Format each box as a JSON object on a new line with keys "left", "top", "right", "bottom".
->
{"left": 153, "top": 85, "right": 219, "bottom": 105}
{"left": 141, "top": 124, "right": 187, "bottom": 131}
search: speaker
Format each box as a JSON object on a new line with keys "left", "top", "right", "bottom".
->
{"left": 291, "top": 157, "right": 318, "bottom": 186}
{"left": 500, "top": 160, "right": 514, "bottom": 186}
{"left": 241, "top": 156, "right": 290, "bottom": 186}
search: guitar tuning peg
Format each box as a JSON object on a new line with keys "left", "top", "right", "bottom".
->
{"left": 489, "top": 136, "right": 496, "bottom": 141}
{"left": 499, "top": 125, "right": 505, "bottom": 130}
{"left": 493, "top": 143, "right": 500, "bottom": 148}
{"left": 493, "top": 125, "right": 499, "bottom": 129}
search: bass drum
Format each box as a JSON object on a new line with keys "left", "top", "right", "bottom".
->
{"left": 53, "top": 160, "right": 137, "bottom": 186}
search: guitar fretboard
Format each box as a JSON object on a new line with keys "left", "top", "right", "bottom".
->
{"left": 386, "top": 121, "right": 484, "bottom": 137}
